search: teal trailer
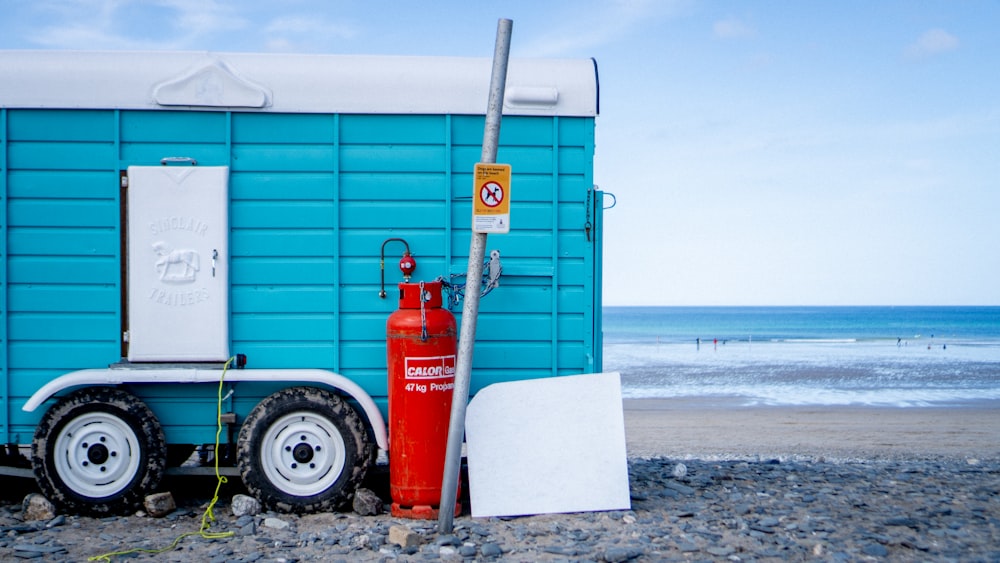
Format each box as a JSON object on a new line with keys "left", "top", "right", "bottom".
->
{"left": 0, "top": 50, "right": 604, "bottom": 514}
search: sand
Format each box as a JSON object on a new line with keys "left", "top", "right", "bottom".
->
{"left": 623, "top": 398, "right": 1000, "bottom": 461}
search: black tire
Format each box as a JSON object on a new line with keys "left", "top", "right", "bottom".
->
{"left": 237, "top": 387, "right": 375, "bottom": 513}
{"left": 31, "top": 387, "right": 167, "bottom": 516}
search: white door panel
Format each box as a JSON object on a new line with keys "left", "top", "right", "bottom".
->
{"left": 127, "top": 166, "right": 229, "bottom": 362}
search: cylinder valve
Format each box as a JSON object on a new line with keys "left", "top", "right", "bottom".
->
{"left": 399, "top": 252, "right": 416, "bottom": 280}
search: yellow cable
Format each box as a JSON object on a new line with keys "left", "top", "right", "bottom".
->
{"left": 89, "top": 358, "right": 237, "bottom": 562}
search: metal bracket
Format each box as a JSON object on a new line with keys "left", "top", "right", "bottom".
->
{"left": 603, "top": 192, "right": 617, "bottom": 210}
{"left": 160, "top": 156, "right": 198, "bottom": 166}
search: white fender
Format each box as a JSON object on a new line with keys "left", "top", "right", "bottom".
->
{"left": 22, "top": 368, "right": 388, "bottom": 451}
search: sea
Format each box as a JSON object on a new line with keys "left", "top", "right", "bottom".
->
{"left": 603, "top": 306, "right": 1000, "bottom": 407}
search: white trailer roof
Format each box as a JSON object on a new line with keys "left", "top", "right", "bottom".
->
{"left": 0, "top": 50, "right": 598, "bottom": 116}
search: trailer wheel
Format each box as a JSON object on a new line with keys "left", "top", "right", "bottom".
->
{"left": 31, "top": 388, "right": 167, "bottom": 515}
{"left": 237, "top": 387, "right": 375, "bottom": 513}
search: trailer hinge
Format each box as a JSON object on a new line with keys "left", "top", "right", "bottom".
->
{"left": 123, "top": 330, "right": 130, "bottom": 343}
{"left": 121, "top": 175, "right": 129, "bottom": 188}
{"left": 585, "top": 186, "right": 593, "bottom": 242}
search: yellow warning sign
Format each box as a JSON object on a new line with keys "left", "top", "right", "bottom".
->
{"left": 473, "top": 163, "right": 511, "bottom": 234}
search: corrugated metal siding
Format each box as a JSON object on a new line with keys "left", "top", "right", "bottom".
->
{"left": 229, "top": 111, "right": 339, "bottom": 374}
{"left": 0, "top": 108, "right": 7, "bottom": 443}
{"left": 1, "top": 108, "right": 598, "bottom": 444}
{"left": 4, "top": 110, "right": 122, "bottom": 442}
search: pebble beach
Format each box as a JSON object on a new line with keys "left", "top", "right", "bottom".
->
{"left": 2, "top": 400, "right": 999, "bottom": 562}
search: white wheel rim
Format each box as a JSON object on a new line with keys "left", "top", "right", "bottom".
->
{"left": 260, "top": 412, "right": 347, "bottom": 497}
{"left": 53, "top": 412, "right": 142, "bottom": 498}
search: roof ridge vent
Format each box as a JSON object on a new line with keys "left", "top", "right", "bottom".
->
{"left": 504, "top": 86, "right": 559, "bottom": 108}
{"left": 152, "top": 58, "right": 270, "bottom": 108}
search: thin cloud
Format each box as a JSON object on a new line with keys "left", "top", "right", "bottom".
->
{"left": 26, "top": 0, "right": 123, "bottom": 49}
{"left": 905, "top": 28, "right": 959, "bottom": 59}
{"left": 263, "top": 15, "right": 359, "bottom": 52}
{"left": 166, "top": 0, "right": 248, "bottom": 36}
{"left": 265, "top": 15, "right": 356, "bottom": 37}
{"left": 517, "top": 0, "right": 689, "bottom": 57}
{"left": 21, "top": 0, "right": 248, "bottom": 50}
{"left": 713, "top": 17, "right": 756, "bottom": 39}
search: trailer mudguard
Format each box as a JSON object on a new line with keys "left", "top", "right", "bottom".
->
{"left": 22, "top": 368, "right": 388, "bottom": 451}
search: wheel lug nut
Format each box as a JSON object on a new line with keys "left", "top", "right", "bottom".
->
{"left": 291, "top": 463, "right": 298, "bottom": 469}
{"left": 82, "top": 443, "right": 88, "bottom": 448}
{"left": 285, "top": 446, "right": 292, "bottom": 452}
{"left": 309, "top": 463, "right": 315, "bottom": 469}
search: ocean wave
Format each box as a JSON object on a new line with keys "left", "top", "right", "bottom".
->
{"left": 619, "top": 384, "right": 1000, "bottom": 408}
{"left": 771, "top": 338, "right": 857, "bottom": 343}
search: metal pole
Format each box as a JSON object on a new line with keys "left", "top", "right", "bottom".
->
{"left": 438, "top": 18, "right": 512, "bottom": 534}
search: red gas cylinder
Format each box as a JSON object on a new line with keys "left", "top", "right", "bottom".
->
{"left": 386, "top": 280, "right": 460, "bottom": 519}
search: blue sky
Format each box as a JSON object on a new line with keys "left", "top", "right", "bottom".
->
{"left": 2, "top": 1, "right": 997, "bottom": 306}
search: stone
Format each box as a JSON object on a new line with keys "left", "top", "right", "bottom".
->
{"left": 480, "top": 542, "right": 503, "bottom": 557}
{"left": 238, "top": 521, "right": 256, "bottom": 537}
{"left": 367, "top": 533, "right": 386, "bottom": 550}
{"left": 12, "top": 544, "right": 68, "bottom": 554}
{"left": 434, "top": 533, "right": 461, "bottom": 546}
{"left": 351, "top": 488, "right": 382, "bottom": 516}
{"left": 231, "top": 494, "right": 261, "bottom": 517}
{"left": 885, "top": 516, "right": 920, "bottom": 529}
{"left": 143, "top": 492, "right": 176, "bottom": 518}
{"left": 664, "top": 481, "right": 696, "bottom": 496}
{"left": 263, "top": 517, "right": 290, "bottom": 530}
{"left": 603, "top": 546, "right": 643, "bottom": 562}
{"left": 758, "top": 517, "right": 780, "bottom": 528}
{"left": 388, "top": 525, "right": 420, "bottom": 548}
{"left": 862, "top": 543, "right": 889, "bottom": 557}
{"left": 21, "top": 494, "right": 56, "bottom": 522}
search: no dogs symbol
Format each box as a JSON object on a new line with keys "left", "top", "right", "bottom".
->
{"left": 480, "top": 182, "right": 504, "bottom": 208}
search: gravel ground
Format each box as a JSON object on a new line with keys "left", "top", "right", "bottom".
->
{"left": 2, "top": 455, "right": 999, "bottom": 562}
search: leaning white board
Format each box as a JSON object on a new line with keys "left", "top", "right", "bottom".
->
{"left": 127, "top": 166, "right": 230, "bottom": 362}
{"left": 465, "top": 372, "right": 631, "bottom": 518}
